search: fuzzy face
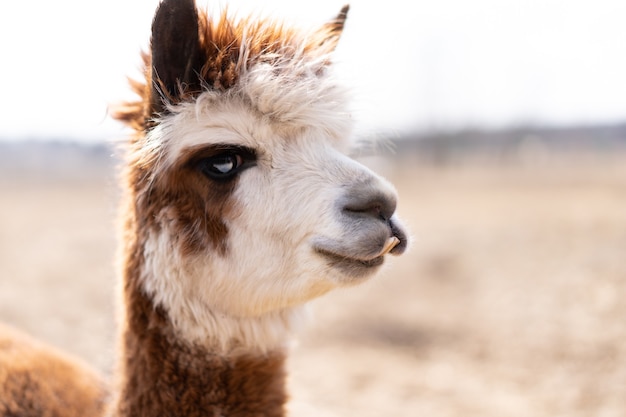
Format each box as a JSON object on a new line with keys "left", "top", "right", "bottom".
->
{"left": 115, "top": 0, "right": 407, "bottom": 351}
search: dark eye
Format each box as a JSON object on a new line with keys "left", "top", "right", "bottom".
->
{"left": 196, "top": 149, "right": 255, "bottom": 181}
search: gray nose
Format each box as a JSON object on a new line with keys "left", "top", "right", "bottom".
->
{"left": 342, "top": 187, "right": 397, "bottom": 223}
{"left": 340, "top": 180, "right": 408, "bottom": 256}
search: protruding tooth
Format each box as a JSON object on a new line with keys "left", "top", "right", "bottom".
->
{"left": 379, "top": 236, "right": 400, "bottom": 256}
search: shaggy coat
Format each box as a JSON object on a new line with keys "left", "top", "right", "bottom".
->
{"left": 0, "top": 323, "right": 107, "bottom": 417}
{"left": 109, "top": 2, "right": 355, "bottom": 414}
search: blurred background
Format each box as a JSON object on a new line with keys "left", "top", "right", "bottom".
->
{"left": 1, "top": 0, "right": 625, "bottom": 416}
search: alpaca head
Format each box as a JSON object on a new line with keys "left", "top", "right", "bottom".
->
{"left": 114, "top": 0, "right": 408, "bottom": 351}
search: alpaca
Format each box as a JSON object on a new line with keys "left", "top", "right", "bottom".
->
{"left": 0, "top": 0, "right": 407, "bottom": 415}
{"left": 0, "top": 323, "right": 108, "bottom": 417}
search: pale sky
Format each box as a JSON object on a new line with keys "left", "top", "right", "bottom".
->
{"left": 1, "top": 0, "right": 626, "bottom": 141}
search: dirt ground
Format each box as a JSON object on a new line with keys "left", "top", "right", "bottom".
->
{"left": 1, "top": 149, "right": 625, "bottom": 416}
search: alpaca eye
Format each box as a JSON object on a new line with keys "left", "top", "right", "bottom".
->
{"left": 196, "top": 148, "right": 256, "bottom": 181}
{"left": 212, "top": 154, "right": 242, "bottom": 174}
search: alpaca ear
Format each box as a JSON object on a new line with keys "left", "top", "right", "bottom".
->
{"left": 315, "top": 5, "right": 349, "bottom": 52}
{"left": 150, "top": 0, "right": 205, "bottom": 113}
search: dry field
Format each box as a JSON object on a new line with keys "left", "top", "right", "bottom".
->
{"left": 1, "top": 147, "right": 625, "bottom": 416}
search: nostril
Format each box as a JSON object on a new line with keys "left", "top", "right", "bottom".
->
{"left": 344, "top": 203, "right": 385, "bottom": 221}
{"left": 342, "top": 190, "right": 397, "bottom": 223}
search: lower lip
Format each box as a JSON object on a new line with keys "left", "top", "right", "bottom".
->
{"left": 315, "top": 249, "right": 385, "bottom": 278}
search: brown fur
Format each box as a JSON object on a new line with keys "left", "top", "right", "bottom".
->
{"left": 110, "top": 279, "right": 287, "bottom": 417}
{"left": 0, "top": 324, "right": 108, "bottom": 417}
{"left": 113, "top": 127, "right": 287, "bottom": 414}
{"left": 135, "top": 145, "right": 240, "bottom": 257}
{"left": 111, "top": 1, "right": 349, "bottom": 133}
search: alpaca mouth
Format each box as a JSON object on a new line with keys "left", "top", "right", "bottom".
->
{"left": 314, "top": 236, "right": 401, "bottom": 278}
{"left": 314, "top": 248, "right": 386, "bottom": 278}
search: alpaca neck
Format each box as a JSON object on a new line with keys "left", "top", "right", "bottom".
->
{"left": 111, "top": 280, "right": 288, "bottom": 417}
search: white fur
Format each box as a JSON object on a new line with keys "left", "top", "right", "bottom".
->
{"left": 138, "top": 47, "right": 403, "bottom": 353}
{"left": 141, "top": 227, "right": 311, "bottom": 352}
